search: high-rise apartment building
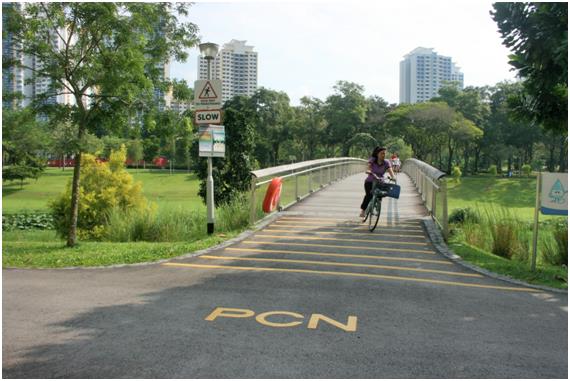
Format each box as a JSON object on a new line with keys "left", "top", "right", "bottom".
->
{"left": 197, "top": 39, "right": 258, "bottom": 103}
{"left": 399, "top": 47, "right": 464, "bottom": 104}
{"left": 2, "top": 2, "right": 24, "bottom": 109}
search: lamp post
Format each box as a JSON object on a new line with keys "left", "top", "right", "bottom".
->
{"left": 199, "top": 42, "right": 219, "bottom": 235}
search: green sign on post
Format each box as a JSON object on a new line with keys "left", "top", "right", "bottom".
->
{"left": 199, "top": 125, "right": 225, "bottom": 158}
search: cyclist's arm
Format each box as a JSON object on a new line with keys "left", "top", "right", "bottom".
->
{"left": 365, "top": 163, "right": 381, "bottom": 179}
{"left": 387, "top": 167, "right": 396, "bottom": 179}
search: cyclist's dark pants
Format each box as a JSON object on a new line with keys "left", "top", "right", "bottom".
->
{"left": 360, "top": 181, "right": 373, "bottom": 210}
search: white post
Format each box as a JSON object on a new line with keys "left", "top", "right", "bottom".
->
{"left": 531, "top": 173, "right": 541, "bottom": 271}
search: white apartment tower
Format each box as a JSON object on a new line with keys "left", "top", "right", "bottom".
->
{"left": 198, "top": 39, "right": 258, "bottom": 103}
{"left": 399, "top": 47, "right": 464, "bottom": 104}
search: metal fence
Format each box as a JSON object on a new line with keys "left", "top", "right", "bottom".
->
{"left": 402, "top": 158, "right": 449, "bottom": 240}
{"left": 249, "top": 158, "right": 367, "bottom": 223}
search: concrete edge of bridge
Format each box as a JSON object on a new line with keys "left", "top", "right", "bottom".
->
{"left": 422, "top": 217, "right": 568, "bottom": 295}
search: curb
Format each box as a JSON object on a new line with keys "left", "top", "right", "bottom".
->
{"left": 422, "top": 217, "right": 568, "bottom": 295}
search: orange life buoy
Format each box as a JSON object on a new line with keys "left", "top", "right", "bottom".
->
{"left": 262, "top": 177, "right": 283, "bottom": 213}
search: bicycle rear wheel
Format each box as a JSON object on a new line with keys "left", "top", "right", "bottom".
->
{"left": 369, "top": 198, "right": 382, "bottom": 232}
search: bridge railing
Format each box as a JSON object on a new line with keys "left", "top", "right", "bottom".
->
{"left": 249, "top": 158, "right": 367, "bottom": 223}
{"left": 402, "top": 158, "right": 449, "bottom": 240}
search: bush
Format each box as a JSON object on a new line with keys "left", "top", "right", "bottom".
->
{"left": 3, "top": 165, "right": 43, "bottom": 188}
{"left": 50, "top": 145, "right": 153, "bottom": 240}
{"left": 484, "top": 208, "right": 524, "bottom": 260}
{"left": 2, "top": 212, "right": 54, "bottom": 231}
{"left": 521, "top": 164, "right": 532, "bottom": 177}
{"left": 541, "top": 221, "right": 568, "bottom": 266}
{"left": 449, "top": 207, "right": 480, "bottom": 224}
{"left": 102, "top": 192, "right": 251, "bottom": 242}
{"left": 488, "top": 164, "right": 497, "bottom": 176}
{"left": 452, "top": 166, "right": 462, "bottom": 182}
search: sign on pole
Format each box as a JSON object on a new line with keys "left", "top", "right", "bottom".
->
{"left": 194, "top": 79, "right": 222, "bottom": 109}
{"left": 531, "top": 172, "right": 568, "bottom": 270}
{"left": 195, "top": 109, "right": 222, "bottom": 124}
{"left": 540, "top": 173, "right": 568, "bottom": 215}
{"left": 199, "top": 125, "right": 225, "bottom": 158}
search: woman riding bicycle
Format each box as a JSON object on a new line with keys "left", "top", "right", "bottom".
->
{"left": 360, "top": 146, "right": 396, "bottom": 218}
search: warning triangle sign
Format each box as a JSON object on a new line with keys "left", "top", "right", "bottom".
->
{"left": 198, "top": 81, "right": 218, "bottom": 100}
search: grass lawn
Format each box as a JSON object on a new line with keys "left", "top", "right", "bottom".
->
{"left": 447, "top": 174, "right": 557, "bottom": 221}
{"left": 2, "top": 167, "right": 205, "bottom": 214}
{"left": 2, "top": 229, "right": 239, "bottom": 268}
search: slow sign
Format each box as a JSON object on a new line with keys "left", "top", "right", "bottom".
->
{"left": 195, "top": 109, "right": 222, "bottom": 124}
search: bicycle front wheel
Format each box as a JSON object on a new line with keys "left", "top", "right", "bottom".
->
{"left": 369, "top": 198, "right": 382, "bottom": 232}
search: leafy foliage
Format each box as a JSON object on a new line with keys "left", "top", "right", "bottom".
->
{"left": 491, "top": 3, "right": 568, "bottom": 133}
{"left": 49, "top": 146, "right": 154, "bottom": 240}
{"left": 2, "top": 212, "right": 55, "bottom": 231}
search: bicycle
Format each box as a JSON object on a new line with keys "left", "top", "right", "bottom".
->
{"left": 362, "top": 176, "right": 398, "bottom": 232}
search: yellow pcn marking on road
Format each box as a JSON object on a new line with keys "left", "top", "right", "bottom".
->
{"left": 243, "top": 240, "right": 436, "bottom": 255}
{"left": 255, "top": 234, "right": 429, "bottom": 246}
{"left": 225, "top": 247, "right": 453, "bottom": 265}
{"left": 202, "top": 255, "right": 481, "bottom": 278}
{"left": 263, "top": 229, "right": 426, "bottom": 238}
{"left": 162, "top": 263, "right": 535, "bottom": 293}
{"left": 204, "top": 307, "right": 357, "bottom": 332}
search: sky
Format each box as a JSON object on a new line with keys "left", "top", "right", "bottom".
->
{"left": 170, "top": 0, "right": 518, "bottom": 106}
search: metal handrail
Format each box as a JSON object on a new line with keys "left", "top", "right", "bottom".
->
{"left": 249, "top": 157, "right": 367, "bottom": 223}
{"left": 402, "top": 158, "right": 448, "bottom": 240}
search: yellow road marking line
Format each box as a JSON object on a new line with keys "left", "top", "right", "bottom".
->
{"left": 279, "top": 219, "right": 421, "bottom": 227}
{"left": 226, "top": 247, "right": 453, "bottom": 265}
{"left": 202, "top": 255, "right": 482, "bottom": 278}
{"left": 273, "top": 223, "right": 425, "bottom": 233}
{"left": 243, "top": 240, "right": 436, "bottom": 254}
{"left": 282, "top": 217, "right": 422, "bottom": 223}
{"left": 263, "top": 229, "right": 426, "bottom": 238}
{"left": 255, "top": 234, "right": 429, "bottom": 247}
{"left": 350, "top": 226, "right": 424, "bottom": 233}
{"left": 161, "top": 263, "right": 535, "bottom": 293}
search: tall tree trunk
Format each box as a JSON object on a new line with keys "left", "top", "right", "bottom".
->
{"left": 67, "top": 127, "right": 85, "bottom": 247}
{"left": 474, "top": 147, "right": 481, "bottom": 173}
{"left": 558, "top": 136, "right": 567, "bottom": 172}
{"left": 447, "top": 137, "right": 454, "bottom": 174}
{"left": 548, "top": 132, "right": 556, "bottom": 172}
{"left": 463, "top": 148, "right": 470, "bottom": 176}
{"left": 507, "top": 155, "right": 512, "bottom": 173}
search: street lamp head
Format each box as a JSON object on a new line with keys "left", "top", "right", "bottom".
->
{"left": 199, "top": 42, "right": 219, "bottom": 60}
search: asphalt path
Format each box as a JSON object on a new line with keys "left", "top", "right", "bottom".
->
{"left": 3, "top": 173, "right": 568, "bottom": 378}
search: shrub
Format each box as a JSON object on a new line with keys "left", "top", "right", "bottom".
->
{"left": 3, "top": 165, "right": 43, "bottom": 188}
{"left": 452, "top": 166, "right": 462, "bottom": 182}
{"left": 449, "top": 207, "right": 480, "bottom": 224}
{"left": 521, "top": 164, "right": 532, "bottom": 177}
{"left": 2, "top": 212, "right": 54, "bottom": 231}
{"left": 488, "top": 164, "right": 497, "bottom": 176}
{"left": 102, "top": 192, "right": 251, "bottom": 242}
{"left": 484, "top": 207, "right": 521, "bottom": 259}
{"left": 542, "top": 221, "right": 568, "bottom": 266}
{"left": 50, "top": 145, "right": 153, "bottom": 240}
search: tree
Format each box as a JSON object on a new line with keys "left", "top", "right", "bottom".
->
{"left": 491, "top": 2, "right": 568, "bottom": 133}
{"left": 5, "top": 3, "right": 199, "bottom": 246}
{"left": 293, "top": 96, "right": 327, "bottom": 161}
{"left": 196, "top": 95, "right": 257, "bottom": 206}
{"left": 323, "top": 81, "right": 368, "bottom": 156}
{"left": 127, "top": 139, "right": 144, "bottom": 170}
{"left": 251, "top": 88, "right": 293, "bottom": 166}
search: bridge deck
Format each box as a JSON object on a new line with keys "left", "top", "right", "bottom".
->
{"left": 165, "top": 172, "right": 535, "bottom": 293}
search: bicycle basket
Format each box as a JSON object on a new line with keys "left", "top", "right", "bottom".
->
{"left": 378, "top": 182, "right": 400, "bottom": 199}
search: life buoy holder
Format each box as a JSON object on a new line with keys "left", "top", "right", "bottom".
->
{"left": 262, "top": 177, "right": 283, "bottom": 213}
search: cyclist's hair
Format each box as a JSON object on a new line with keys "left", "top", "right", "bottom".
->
{"left": 371, "top": 146, "right": 387, "bottom": 163}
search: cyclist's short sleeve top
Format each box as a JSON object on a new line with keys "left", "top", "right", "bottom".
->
{"left": 366, "top": 157, "right": 391, "bottom": 183}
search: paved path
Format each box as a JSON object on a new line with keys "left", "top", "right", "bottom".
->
{"left": 3, "top": 173, "right": 568, "bottom": 378}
